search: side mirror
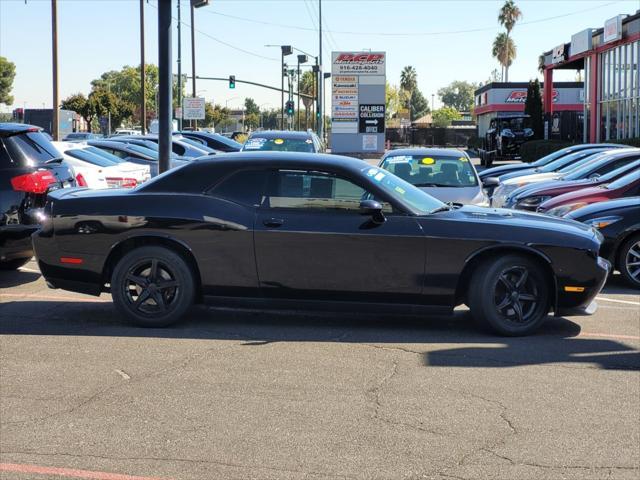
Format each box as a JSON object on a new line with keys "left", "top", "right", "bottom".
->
{"left": 359, "top": 199, "right": 386, "bottom": 224}
{"left": 483, "top": 177, "right": 500, "bottom": 187}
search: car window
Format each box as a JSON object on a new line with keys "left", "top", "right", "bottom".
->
{"left": 108, "top": 148, "right": 128, "bottom": 159}
{"left": 264, "top": 170, "right": 392, "bottom": 212}
{"left": 2, "top": 131, "right": 60, "bottom": 166}
{"left": 593, "top": 156, "right": 640, "bottom": 176}
{"left": 84, "top": 146, "right": 125, "bottom": 163}
{"left": 243, "top": 137, "right": 315, "bottom": 153}
{"left": 210, "top": 169, "right": 268, "bottom": 206}
{"left": 65, "top": 149, "right": 119, "bottom": 167}
{"left": 181, "top": 137, "right": 214, "bottom": 153}
{"left": 541, "top": 150, "right": 600, "bottom": 173}
{"left": 127, "top": 144, "right": 158, "bottom": 158}
{"left": 380, "top": 154, "right": 477, "bottom": 187}
{"left": 606, "top": 168, "right": 640, "bottom": 190}
{"left": 172, "top": 143, "right": 186, "bottom": 156}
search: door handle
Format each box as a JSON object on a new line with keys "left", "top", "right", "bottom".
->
{"left": 263, "top": 218, "right": 284, "bottom": 228}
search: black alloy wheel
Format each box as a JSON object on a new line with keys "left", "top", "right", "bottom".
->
{"left": 619, "top": 235, "right": 640, "bottom": 289}
{"left": 468, "top": 254, "right": 550, "bottom": 336}
{"left": 111, "top": 246, "right": 195, "bottom": 327}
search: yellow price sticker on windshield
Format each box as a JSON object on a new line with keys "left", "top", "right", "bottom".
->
{"left": 421, "top": 157, "right": 435, "bottom": 165}
{"left": 274, "top": 138, "right": 284, "bottom": 145}
{"left": 459, "top": 157, "right": 469, "bottom": 162}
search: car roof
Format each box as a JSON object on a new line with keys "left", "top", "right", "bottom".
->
{"left": 0, "top": 123, "right": 41, "bottom": 137}
{"left": 88, "top": 140, "right": 138, "bottom": 149}
{"left": 193, "top": 151, "right": 365, "bottom": 170}
{"left": 248, "top": 130, "right": 314, "bottom": 140}
{"left": 383, "top": 148, "right": 466, "bottom": 159}
{"left": 571, "top": 197, "right": 640, "bottom": 217}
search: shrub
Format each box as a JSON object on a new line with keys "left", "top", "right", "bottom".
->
{"left": 467, "top": 135, "right": 483, "bottom": 150}
{"left": 519, "top": 139, "right": 575, "bottom": 163}
{"left": 609, "top": 137, "right": 640, "bottom": 148}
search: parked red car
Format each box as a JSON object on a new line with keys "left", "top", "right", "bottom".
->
{"left": 539, "top": 169, "right": 640, "bottom": 217}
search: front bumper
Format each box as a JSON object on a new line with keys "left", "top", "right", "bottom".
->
{"left": 555, "top": 256, "right": 610, "bottom": 317}
{"left": 0, "top": 225, "right": 37, "bottom": 262}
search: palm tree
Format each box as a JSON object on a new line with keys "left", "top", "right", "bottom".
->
{"left": 492, "top": 33, "right": 516, "bottom": 81}
{"left": 299, "top": 70, "right": 316, "bottom": 130}
{"left": 498, "top": 0, "right": 522, "bottom": 81}
{"left": 400, "top": 66, "right": 417, "bottom": 112}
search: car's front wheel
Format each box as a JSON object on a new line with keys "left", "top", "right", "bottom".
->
{"left": 618, "top": 234, "right": 640, "bottom": 289}
{"left": 111, "top": 246, "right": 195, "bottom": 327}
{"left": 468, "top": 254, "right": 550, "bottom": 336}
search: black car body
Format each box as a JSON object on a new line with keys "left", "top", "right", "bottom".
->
{"left": 568, "top": 197, "right": 640, "bottom": 288}
{"left": 180, "top": 131, "right": 242, "bottom": 152}
{"left": 478, "top": 143, "right": 625, "bottom": 181}
{"left": 1, "top": 123, "right": 75, "bottom": 269}
{"left": 33, "top": 152, "right": 609, "bottom": 335}
{"left": 241, "top": 130, "right": 325, "bottom": 153}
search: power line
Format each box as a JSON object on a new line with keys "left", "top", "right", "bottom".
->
{"left": 201, "top": 1, "right": 622, "bottom": 37}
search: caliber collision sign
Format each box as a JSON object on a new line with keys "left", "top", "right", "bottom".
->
{"left": 359, "top": 104, "right": 385, "bottom": 133}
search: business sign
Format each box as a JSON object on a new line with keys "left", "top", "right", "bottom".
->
{"left": 571, "top": 29, "right": 592, "bottom": 55}
{"left": 505, "top": 90, "right": 559, "bottom": 104}
{"left": 358, "top": 104, "right": 385, "bottom": 133}
{"left": 604, "top": 15, "right": 623, "bottom": 44}
{"left": 331, "top": 52, "right": 385, "bottom": 76}
{"left": 552, "top": 44, "right": 566, "bottom": 64}
{"left": 182, "top": 97, "right": 205, "bottom": 120}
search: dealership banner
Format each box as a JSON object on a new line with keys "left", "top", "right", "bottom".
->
{"left": 331, "top": 52, "right": 386, "bottom": 153}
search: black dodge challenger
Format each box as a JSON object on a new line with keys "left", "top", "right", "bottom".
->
{"left": 33, "top": 152, "right": 610, "bottom": 336}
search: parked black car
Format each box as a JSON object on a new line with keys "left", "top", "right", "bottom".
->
{"left": 1, "top": 123, "right": 76, "bottom": 269}
{"left": 568, "top": 197, "right": 640, "bottom": 288}
{"left": 34, "top": 152, "right": 609, "bottom": 336}
{"left": 180, "top": 131, "right": 242, "bottom": 152}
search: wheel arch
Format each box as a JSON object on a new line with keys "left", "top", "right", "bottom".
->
{"left": 454, "top": 245, "right": 558, "bottom": 312}
{"left": 613, "top": 228, "right": 640, "bottom": 270}
{"left": 102, "top": 234, "right": 203, "bottom": 302}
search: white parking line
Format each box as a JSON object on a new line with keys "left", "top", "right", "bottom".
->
{"left": 596, "top": 296, "right": 640, "bottom": 306}
{"left": 18, "top": 267, "right": 41, "bottom": 274}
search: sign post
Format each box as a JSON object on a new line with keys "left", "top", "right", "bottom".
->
{"left": 330, "top": 51, "right": 386, "bottom": 154}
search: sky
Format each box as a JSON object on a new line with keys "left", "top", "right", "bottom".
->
{"left": 1, "top": 0, "right": 639, "bottom": 114}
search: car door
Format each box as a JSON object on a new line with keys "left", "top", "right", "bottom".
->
{"left": 253, "top": 168, "right": 426, "bottom": 303}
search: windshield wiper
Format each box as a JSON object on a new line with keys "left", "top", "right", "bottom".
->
{"left": 44, "top": 157, "right": 64, "bottom": 164}
{"left": 429, "top": 204, "right": 453, "bottom": 214}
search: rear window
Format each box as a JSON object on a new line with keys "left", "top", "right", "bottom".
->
{"left": 65, "top": 149, "right": 119, "bottom": 168}
{"left": 2, "top": 131, "right": 61, "bottom": 166}
{"left": 243, "top": 136, "right": 315, "bottom": 153}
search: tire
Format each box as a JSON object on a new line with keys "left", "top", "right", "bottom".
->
{"left": 468, "top": 254, "right": 550, "bottom": 336}
{"left": 617, "top": 234, "right": 640, "bottom": 289}
{"left": 0, "top": 257, "right": 31, "bottom": 271}
{"left": 111, "top": 246, "right": 195, "bottom": 327}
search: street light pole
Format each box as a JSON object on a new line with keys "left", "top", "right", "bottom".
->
{"left": 177, "top": 0, "right": 183, "bottom": 131}
{"left": 317, "top": 0, "right": 323, "bottom": 139}
{"left": 190, "top": 0, "right": 197, "bottom": 129}
{"left": 51, "top": 0, "right": 59, "bottom": 141}
{"left": 158, "top": 0, "right": 172, "bottom": 174}
{"left": 140, "top": 0, "right": 146, "bottom": 134}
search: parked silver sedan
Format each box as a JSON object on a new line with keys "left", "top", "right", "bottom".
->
{"left": 379, "top": 148, "right": 489, "bottom": 206}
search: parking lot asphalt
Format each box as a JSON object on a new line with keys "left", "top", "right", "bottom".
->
{"left": 1, "top": 257, "right": 639, "bottom": 480}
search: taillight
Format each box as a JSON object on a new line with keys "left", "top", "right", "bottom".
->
{"left": 106, "top": 177, "right": 137, "bottom": 189}
{"left": 11, "top": 170, "right": 56, "bottom": 194}
{"left": 76, "top": 173, "right": 88, "bottom": 187}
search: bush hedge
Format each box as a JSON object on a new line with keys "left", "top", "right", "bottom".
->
{"left": 519, "top": 139, "right": 576, "bottom": 163}
{"left": 610, "top": 137, "right": 640, "bottom": 148}
{"left": 466, "top": 135, "right": 483, "bottom": 150}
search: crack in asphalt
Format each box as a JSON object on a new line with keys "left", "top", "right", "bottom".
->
{"left": 0, "top": 449, "right": 358, "bottom": 480}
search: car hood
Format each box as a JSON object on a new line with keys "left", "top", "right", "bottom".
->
{"left": 511, "top": 178, "right": 596, "bottom": 200}
{"left": 568, "top": 197, "right": 640, "bottom": 220}
{"left": 428, "top": 205, "right": 598, "bottom": 243}
{"left": 417, "top": 186, "right": 486, "bottom": 205}
{"left": 496, "top": 167, "right": 540, "bottom": 182}
{"left": 539, "top": 186, "right": 610, "bottom": 211}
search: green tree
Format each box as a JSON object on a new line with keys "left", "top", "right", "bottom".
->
{"left": 0, "top": 56, "right": 16, "bottom": 105}
{"left": 400, "top": 66, "right": 417, "bottom": 95}
{"left": 410, "top": 89, "right": 430, "bottom": 121}
{"left": 385, "top": 83, "right": 408, "bottom": 120}
{"left": 243, "top": 112, "right": 260, "bottom": 131}
{"left": 203, "top": 102, "right": 230, "bottom": 129}
{"left": 492, "top": 33, "right": 516, "bottom": 82}
{"left": 524, "top": 79, "right": 544, "bottom": 139}
{"left": 299, "top": 71, "right": 316, "bottom": 130}
{"left": 438, "top": 81, "right": 478, "bottom": 112}
{"left": 498, "top": 0, "right": 522, "bottom": 82}
{"left": 432, "top": 107, "right": 461, "bottom": 128}
{"left": 244, "top": 97, "right": 260, "bottom": 116}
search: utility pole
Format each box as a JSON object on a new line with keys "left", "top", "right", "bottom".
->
{"left": 317, "top": 0, "right": 323, "bottom": 139}
{"left": 281, "top": 49, "right": 285, "bottom": 130}
{"left": 158, "top": 0, "right": 172, "bottom": 174}
{"left": 140, "top": 0, "right": 146, "bottom": 134}
{"left": 177, "top": 0, "right": 182, "bottom": 131}
{"left": 190, "top": 0, "right": 197, "bottom": 129}
{"left": 51, "top": 0, "right": 59, "bottom": 141}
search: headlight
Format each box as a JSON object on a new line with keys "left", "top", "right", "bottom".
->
{"left": 546, "top": 202, "right": 588, "bottom": 217}
{"left": 515, "top": 195, "right": 552, "bottom": 209}
{"left": 584, "top": 216, "right": 622, "bottom": 229}
{"left": 502, "top": 129, "right": 515, "bottom": 138}
{"left": 524, "top": 128, "right": 534, "bottom": 137}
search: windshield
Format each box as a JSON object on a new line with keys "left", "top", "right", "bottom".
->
{"left": 531, "top": 147, "right": 578, "bottom": 167}
{"left": 65, "top": 149, "right": 119, "bottom": 167}
{"left": 380, "top": 154, "right": 478, "bottom": 187}
{"left": 362, "top": 166, "right": 444, "bottom": 215}
{"left": 84, "top": 145, "right": 125, "bottom": 163}
{"left": 605, "top": 168, "right": 640, "bottom": 189}
{"left": 180, "top": 137, "right": 215, "bottom": 153}
{"left": 243, "top": 136, "right": 315, "bottom": 153}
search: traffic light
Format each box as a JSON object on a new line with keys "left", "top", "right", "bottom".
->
{"left": 229, "top": 75, "right": 236, "bottom": 89}
{"left": 286, "top": 100, "right": 294, "bottom": 116}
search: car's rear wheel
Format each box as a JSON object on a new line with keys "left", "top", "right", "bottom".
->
{"left": 0, "top": 257, "right": 31, "bottom": 271}
{"left": 468, "top": 255, "right": 550, "bottom": 336}
{"left": 111, "top": 246, "right": 195, "bottom": 327}
{"left": 618, "top": 235, "right": 640, "bottom": 289}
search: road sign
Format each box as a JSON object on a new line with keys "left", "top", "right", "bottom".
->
{"left": 182, "top": 97, "right": 206, "bottom": 120}
{"left": 358, "top": 104, "right": 385, "bottom": 134}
